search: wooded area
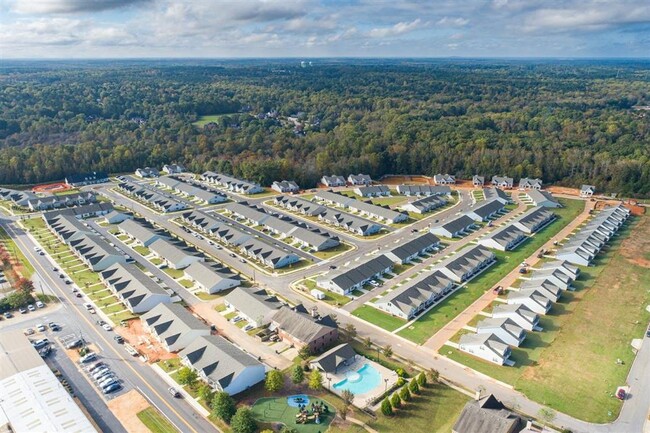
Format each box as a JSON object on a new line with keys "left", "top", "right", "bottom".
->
{"left": 1, "top": 60, "right": 649, "bottom": 196}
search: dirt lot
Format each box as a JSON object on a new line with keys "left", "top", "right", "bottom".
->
{"left": 379, "top": 175, "right": 433, "bottom": 185}
{"left": 119, "top": 319, "right": 176, "bottom": 363}
{"left": 107, "top": 389, "right": 151, "bottom": 433}
{"left": 32, "top": 182, "right": 72, "bottom": 194}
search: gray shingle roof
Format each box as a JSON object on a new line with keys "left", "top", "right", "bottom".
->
{"left": 453, "top": 394, "right": 525, "bottom": 433}
{"left": 179, "top": 335, "right": 263, "bottom": 390}
{"left": 274, "top": 195, "right": 326, "bottom": 216}
{"left": 467, "top": 199, "right": 505, "bottom": 220}
{"left": 433, "top": 214, "right": 476, "bottom": 236}
{"left": 329, "top": 254, "right": 394, "bottom": 292}
{"left": 526, "top": 189, "right": 558, "bottom": 206}
{"left": 396, "top": 184, "right": 451, "bottom": 195}
{"left": 511, "top": 206, "right": 555, "bottom": 233}
{"left": 142, "top": 303, "right": 206, "bottom": 346}
{"left": 387, "top": 232, "right": 440, "bottom": 262}
{"left": 309, "top": 343, "right": 356, "bottom": 373}
{"left": 223, "top": 288, "right": 281, "bottom": 324}
{"left": 272, "top": 306, "right": 337, "bottom": 344}
{"left": 377, "top": 270, "right": 453, "bottom": 316}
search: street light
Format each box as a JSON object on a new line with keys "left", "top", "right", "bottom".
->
{"left": 384, "top": 378, "right": 389, "bottom": 392}
{"left": 326, "top": 374, "right": 332, "bottom": 390}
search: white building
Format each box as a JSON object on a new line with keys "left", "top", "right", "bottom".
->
{"left": 458, "top": 333, "right": 513, "bottom": 365}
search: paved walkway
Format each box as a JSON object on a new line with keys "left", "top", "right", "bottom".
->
{"left": 423, "top": 199, "right": 594, "bottom": 351}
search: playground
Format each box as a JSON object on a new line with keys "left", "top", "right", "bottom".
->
{"left": 251, "top": 395, "right": 336, "bottom": 433}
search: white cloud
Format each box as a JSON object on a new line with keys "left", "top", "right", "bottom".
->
{"left": 11, "top": 0, "right": 150, "bottom": 14}
{"left": 368, "top": 18, "right": 425, "bottom": 38}
{"left": 523, "top": 3, "right": 650, "bottom": 32}
{"left": 436, "top": 16, "right": 469, "bottom": 26}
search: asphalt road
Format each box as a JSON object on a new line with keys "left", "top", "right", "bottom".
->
{"left": 0, "top": 216, "right": 218, "bottom": 433}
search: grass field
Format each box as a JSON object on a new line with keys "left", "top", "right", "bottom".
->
{"left": 369, "top": 196, "right": 409, "bottom": 207}
{"left": 192, "top": 113, "right": 238, "bottom": 127}
{"left": 136, "top": 407, "right": 177, "bottom": 433}
{"left": 396, "top": 198, "right": 584, "bottom": 344}
{"left": 0, "top": 226, "right": 35, "bottom": 278}
{"left": 444, "top": 214, "right": 650, "bottom": 423}
{"left": 312, "top": 241, "right": 354, "bottom": 260}
{"left": 351, "top": 304, "right": 405, "bottom": 331}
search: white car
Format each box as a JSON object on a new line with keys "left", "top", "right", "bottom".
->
{"left": 369, "top": 280, "right": 380, "bottom": 287}
{"left": 27, "top": 304, "right": 36, "bottom": 312}
{"left": 36, "top": 301, "right": 45, "bottom": 308}
{"left": 102, "top": 323, "right": 113, "bottom": 332}
{"left": 36, "top": 323, "right": 46, "bottom": 332}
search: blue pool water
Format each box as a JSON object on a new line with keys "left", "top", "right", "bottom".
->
{"left": 287, "top": 394, "right": 310, "bottom": 407}
{"left": 332, "top": 364, "right": 381, "bottom": 395}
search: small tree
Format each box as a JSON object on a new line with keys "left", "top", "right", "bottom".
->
{"left": 291, "top": 364, "right": 304, "bottom": 384}
{"left": 380, "top": 398, "right": 393, "bottom": 416}
{"left": 427, "top": 368, "right": 440, "bottom": 384}
{"left": 308, "top": 369, "right": 323, "bottom": 390}
{"left": 363, "top": 336, "right": 372, "bottom": 350}
{"left": 417, "top": 372, "right": 426, "bottom": 387}
{"left": 298, "top": 345, "right": 312, "bottom": 360}
{"left": 343, "top": 323, "right": 357, "bottom": 341}
{"left": 265, "top": 369, "right": 284, "bottom": 392}
{"left": 400, "top": 386, "right": 411, "bottom": 402}
{"left": 382, "top": 345, "right": 393, "bottom": 358}
{"left": 198, "top": 383, "right": 214, "bottom": 404}
{"left": 177, "top": 367, "right": 198, "bottom": 388}
{"left": 230, "top": 407, "right": 257, "bottom": 433}
{"left": 408, "top": 378, "right": 419, "bottom": 395}
{"left": 537, "top": 408, "right": 556, "bottom": 427}
{"left": 390, "top": 392, "right": 401, "bottom": 409}
{"left": 211, "top": 391, "right": 236, "bottom": 423}
{"left": 341, "top": 389, "right": 355, "bottom": 407}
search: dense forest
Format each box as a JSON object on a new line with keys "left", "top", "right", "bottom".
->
{"left": 1, "top": 59, "right": 649, "bottom": 196}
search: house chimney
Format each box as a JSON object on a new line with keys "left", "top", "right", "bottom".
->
{"left": 475, "top": 390, "right": 481, "bottom": 401}
{"left": 310, "top": 306, "right": 318, "bottom": 318}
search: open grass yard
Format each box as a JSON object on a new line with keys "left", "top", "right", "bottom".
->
{"left": 351, "top": 304, "right": 404, "bottom": 332}
{"left": 396, "top": 197, "right": 584, "bottom": 344}
{"left": 444, "top": 215, "right": 650, "bottom": 423}
{"left": 367, "top": 383, "right": 469, "bottom": 433}
{"left": 0, "top": 227, "right": 35, "bottom": 277}
{"left": 275, "top": 258, "right": 313, "bottom": 274}
{"left": 132, "top": 245, "right": 150, "bottom": 256}
{"left": 136, "top": 407, "right": 177, "bottom": 433}
{"left": 368, "top": 195, "right": 408, "bottom": 207}
{"left": 251, "top": 396, "right": 336, "bottom": 433}
{"left": 311, "top": 241, "right": 354, "bottom": 260}
{"left": 156, "top": 358, "right": 182, "bottom": 373}
{"left": 163, "top": 267, "right": 185, "bottom": 279}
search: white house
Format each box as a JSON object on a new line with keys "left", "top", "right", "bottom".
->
{"left": 458, "top": 333, "right": 513, "bottom": 366}
{"left": 506, "top": 289, "right": 552, "bottom": 315}
{"left": 434, "top": 174, "right": 456, "bottom": 185}
{"left": 580, "top": 185, "right": 596, "bottom": 197}
{"left": 271, "top": 180, "right": 299, "bottom": 193}
{"left": 135, "top": 167, "right": 160, "bottom": 178}
{"left": 149, "top": 239, "right": 204, "bottom": 270}
{"left": 353, "top": 185, "right": 391, "bottom": 197}
{"left": 491, "top": 303, "right": 540, "bottom": 331}
{"left": 347, "top": 174, "right": 372, "bottom": 186}
{"left": 526, "top": 190, "right": 561, "bottom": 208}
{"left": 141, "top": 303, "right": 209, "bottom": 352}
{"left": 179, "top": 335, "right": 266, "bottom": 395}
{"left": 476, "top": 317, "right": 526, "bottom": 347}
{"left": 518, "top": 178, "right": 543, "bottom": 190}
{"left": 162, "top": 164, "right": 185, "bottom": 174}
{"left": 491, "top": 176, "right": 514, "bottom": 189}
{"left": 183, "top": 261, "right": 240, "bottom": 294}
{"left": 472, "top": 175, "right": 485, "bottom": 187}
{"left": 321, "top": 175, "right": 346, "bottom": 187}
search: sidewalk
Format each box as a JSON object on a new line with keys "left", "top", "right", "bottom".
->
{"left": 422, "top": 199, "right": 593, "bottom": 351}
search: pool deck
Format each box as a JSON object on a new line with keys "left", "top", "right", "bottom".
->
{"left": 325, "top": 356, "right": 398, "bottom": 408}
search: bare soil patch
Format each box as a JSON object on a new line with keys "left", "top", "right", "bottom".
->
{"left": 120, "top": 319, "right": 176, "bottom": 363}
{"left": 107, "top": 389, "right": 151, "bottom": 433}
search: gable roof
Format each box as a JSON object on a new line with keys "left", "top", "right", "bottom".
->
{"left": 387, "top": 232, "right": 440, "bottom": 261}
{"left": 434, "top": 214, "right": 476, "bottom": 235}
{"left": 141, "top": 303, "right": 206, "bottom": 347}
{"left": 377, "top": 270, "right": 453, "bottom": 315}
{"left": 526, "top": 189, "right": 559, "bottom": 206}
{"left": 309, "top": 343, "right": 356, "bottom": 373}
{"left": 179, "top": 335, "right": 263, "bottom": 391}
{"left": 453, "top": 394, "right": 525, "bottom": 433}
{"left": 329, "top": 254, "right": 394, "bottom": 291}
{"left": 184, "top": 261, "right": 238, "bottom": 288}
{"left": 271, "top": 305, "right": 337, "bottom": 344}
{"left": 223, "top": 288, "right": 282, "bottom": 323}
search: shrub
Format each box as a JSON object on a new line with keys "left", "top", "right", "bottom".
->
{"left": 291, "top": 364, "right": 304, "bottom": 384}
{"left": 400, "top": 386, "right": 411, "bottom": 402}
{"left": 211, "top": 392, "right": 236, "bottom": 423}
{"left": 395, "top": 367, "right": 405, "bottom": 377}
{"left": 380, "top": 398, "right": 392, "bottom": 416}
{"left": 408, "top": 379, "right": 419, "bottom": 395}
{"left": 390, "top": 393, "right": 401, "bottom": 409}
{"left": 230, "top": 407, "right": 257, "bottom": 433}
{"left": 396, "top": 377, "right": 405, "bottom": 387}
{"left": 265, "top": 369, "right": 284, "bottom": 392}
{"left": 308, "top": 369, "right": 323, "bottom": 390}
{"left": 417, "top": 372, "right": 426, "bottom": 387}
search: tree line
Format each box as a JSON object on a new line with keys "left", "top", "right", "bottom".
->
{"left": 0, "top": 60, "right": 649, "bottom": 196}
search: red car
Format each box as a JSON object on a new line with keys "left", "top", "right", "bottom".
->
{"left": 616, "top": 388, "right": 626, "bottom": 400}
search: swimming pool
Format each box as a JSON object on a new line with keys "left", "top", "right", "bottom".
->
{"left": 332, "top": 364, "right": 381, "bottom": 395}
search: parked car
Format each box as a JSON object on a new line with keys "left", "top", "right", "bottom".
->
{"left": 75, "top": 292, "right": 82, "bottom": 298}
{"left": 102, "top": 323, "right": 113, "bottom": 332}
{"left": 65, "top": 339, "right": 83, "bottom": 349}
{"left": 52, "top": 267, "right": 58, "bottom": 272}
{"left": 48, "top": 322, "right": 60, "bottom": 331}
{"left": 3, "top": 312, "right": 13, "bottom": 319}
{"left": 369, "top": 280, "right": 380, "bottom": 287}
{"left": 329, "top": 265, "right": 337, "bottom": 270}
{"left": 36, "top": 323, "right": 46, "bottom": 332}
{"left": 168, "top": 387, "right": 181, "bottom": 398}
{"left": 32, "top": 339, "right": 49, "bottom": 349}
{"left": 39, "top": 251, "right": 45, "bottom": 256}
{"left": 102, "top": 383, "right": 122, "bottom": 394}
{"left": 27, "top": 304, "right": 36, "bottom": 312}
{"left": 88, "top": 362, "right": 106, "bottom": 373}
{"left": 79, "top": 352, "right": 97, "bottom": 363}
{"left": 114, "top": 335, "right": 124, "bottom": 344}
{"left": 19, "top": 307, "right": 27, "bottom": 314}
{"left": 65, "top": 279, "right": 72, "bottom": 285}
{"left": 243, "top": 324, "right": 254, "bottom": 332}
{"left": 59, "top": 273, "right": 65, "bottom": 279}
{"left": 36, "top": 301, "right": 45, "bottom": 308}
{"left": 24, "top": 328, "right": 35, "bottom": 335}
{"left": 93, "top": 368, "right": 111, "bottom": 381}
{"left": 99, "top": 377, "right": 119, "bottom": 389}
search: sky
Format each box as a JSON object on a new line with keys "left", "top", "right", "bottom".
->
{"left": 0, "top": 0, "right": 649, "bottom": 59}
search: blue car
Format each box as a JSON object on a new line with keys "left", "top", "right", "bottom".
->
{"left": 102, "top": 382, "right": 122, "bottom": 394}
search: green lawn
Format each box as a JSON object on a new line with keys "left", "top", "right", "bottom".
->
{"left": 352, "top": 304, "right": 405, "bottom": 332}
{"left": 251, "top": 396, "right": 336, "bottom": 433}
{"left": 163, "top": 267, "right": 185, "bottom": 279}
{"left": 297, "top": 278, "right": 351, "bottom": 306}
{"left": 444, "top": 215, "right": 649, "bottom": 423}
{"left": 367, "top": 383, "right": 469, "bottom": 433}
{"left": 177, "top": 279, "right": 194, "bottom": 288}
{"left": 156, "top": 358, "right": 182, "bottom": 373}
{"left": 397, "top": 198, "right": 584, "bottom": 344}
{"left": 136, "top": 407, "right": 177, "bottom": 433}
{"left": 369, "top": 196, "right": 408, "bottom": 207}
{"left": 0, "top": 227, "right": 35, "bottom": 278}
{"left": 132, "top": 245, "right": 150, "bottom": 256}
{"left": 311, "top": 242, "right": 353, "bottom": 260}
